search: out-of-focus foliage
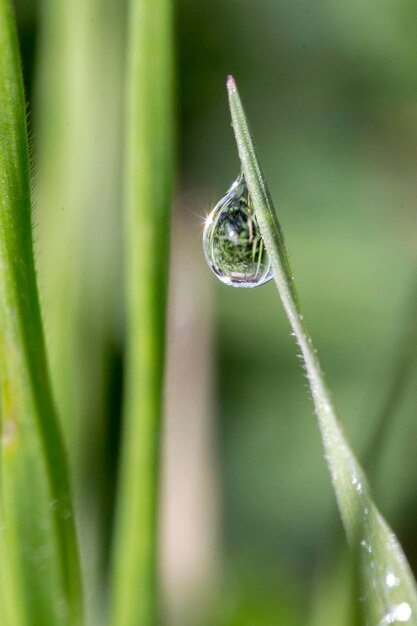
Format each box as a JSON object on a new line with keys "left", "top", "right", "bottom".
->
{"left": 177, "top": 0, "right": 417, "bottom": 622}
{"left": 13, "top": 0, "right": 417, "bottom": 623}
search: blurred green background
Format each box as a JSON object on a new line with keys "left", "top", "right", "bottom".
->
{"left": 13, "top": 0, "right": 417, "bottom": 623}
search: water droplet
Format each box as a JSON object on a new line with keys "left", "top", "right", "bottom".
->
{"left": 386, "top": 572, "right": 400, "bottom": 588}
{"left": 203, "top": 174, "right": 273, "bottom": 288}
{"left": 378, "top": 603, "right": 412, "bottom": 624}
{"left": 360, "top": 539, "right": 373, "bottom": 553}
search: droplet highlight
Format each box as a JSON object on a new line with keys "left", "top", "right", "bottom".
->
{"left": 386, "top": 572, "right": 400, "bottom": 589}
{"left": 203, "top": 174, "right": 273, "bottom": 288}
{"left": 378, "top": 602, "right": 412, "bottom": 624}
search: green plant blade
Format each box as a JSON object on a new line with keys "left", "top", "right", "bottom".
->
{"left": 109, "top": 0, "right": 174, "bottom": 624}
{"left": 35, "top": 1, "right": 124, "bottom": 619}
{"left": 0, "top": 1, "right": 83, "bottom": 624}
{"left": 309, "top": 281, "right": 417, "bottom": 626}
{"left": 227, "top": 75, "right": 417, "bottom": 625}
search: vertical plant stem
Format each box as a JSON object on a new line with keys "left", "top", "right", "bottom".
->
{"left": 227, "top": 76, "right": 417, "bottom": 625}
{"left": 110, "top": 0, "right": 174, "bottom": 624}
{"left": 35, "top": 1, "right": 124, "bottom": 619}
{"left": 0, "top": 1, "right": 83, "bottom": 624}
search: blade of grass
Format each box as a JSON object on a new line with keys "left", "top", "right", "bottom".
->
{"left": 35, "top": 1, "right": 124, "bottom": 619}
{"left": 309, "top": 277, "right": 417, "bottom": 626}
{"left": 227, "top": 75, "right": 417, "bottom": 625}
{"left": 110, "top": 0, "right": 174, "bottom": 624}
{"left": 0, "top": 1, "right": 83, "bottom": 624}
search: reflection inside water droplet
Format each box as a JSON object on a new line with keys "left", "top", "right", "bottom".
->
{"left": 203, "top": 174, "right": 273, "bottom": 288}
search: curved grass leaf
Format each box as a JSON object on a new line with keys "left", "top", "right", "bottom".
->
{"left": 109, "top": 0, "right": 175, "bottom": 624}
{"left": 0, "top": 1, "right": 83, "bottom": 624}
{"left": 227, "top": 75, "right": 417, "bottom": 626}
{"left": 309, "top": 280, "right": 417, "bottom": 626}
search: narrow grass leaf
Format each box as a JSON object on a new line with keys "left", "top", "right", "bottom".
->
{"left": 35, "top": 1, "right": 124, "bottom": 619}
{"left": 227, "top": 75, "right": 417, "bottom": 626}
{"left": 110, "top": 0, "right": 174, "bottom": 624}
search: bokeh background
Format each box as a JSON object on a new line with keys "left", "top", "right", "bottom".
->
{"left": 13, "top": 0, "right": 417, "bottom": 624}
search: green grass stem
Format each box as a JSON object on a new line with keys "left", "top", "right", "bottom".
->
{"left": 227, "top": 75, "right": 417, "bottom": 625}
{"left": 110, "top": 0, "right": 174, "bottom": 624}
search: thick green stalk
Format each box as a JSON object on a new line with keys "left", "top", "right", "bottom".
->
{"left": 110, "top": 0, "right": 174, "bottom": 624}
{"left": 227, "top": 76, "right": 417, "bottom": 625}
{"left": 0, "top": 1, "right": 83, "bottom": 625}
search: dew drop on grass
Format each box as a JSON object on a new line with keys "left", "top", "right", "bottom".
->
{"left": 386, "top": 573, "right": 400, "bottom": 589}
{"left": 378, "top": 602, "right": 412, "bottom": 624}
{"left": 203, "top": 174, "right": 273, "bottom": 288}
